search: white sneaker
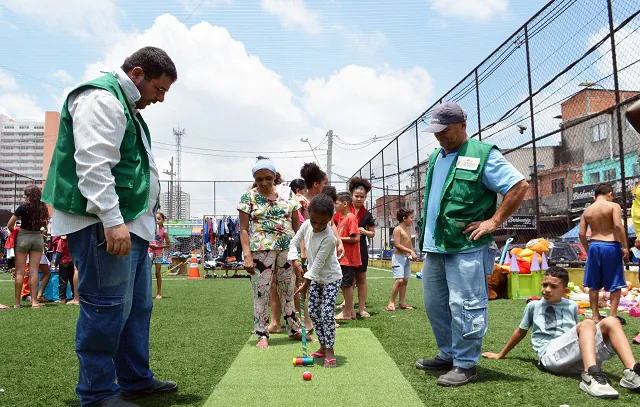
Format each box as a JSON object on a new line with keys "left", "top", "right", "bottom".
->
{"left": 580, "top": 370, "right": 619, "bottom": 399}
{"left": 620, "top": 363, "right": 640, "bottom": 392}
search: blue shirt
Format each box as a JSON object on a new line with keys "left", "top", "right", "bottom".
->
{"left": 519, "top": 299, "right": 579, "bottom": 358}
{"left": 422, "top": 147, "right": 524, "bottom": 253}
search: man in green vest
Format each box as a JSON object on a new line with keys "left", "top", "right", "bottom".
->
{"left": 414, "top": 102, "right": 529, "bottom": 386}
{"left": 42, "top": 47, "right": 177, "bottom": 407}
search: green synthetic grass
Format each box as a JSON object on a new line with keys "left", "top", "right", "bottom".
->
{"left": 204, "top": 328, "right": 423, "bottom": 406}
{"left": 1, "top": 268, "right": 640, "bottom": 406}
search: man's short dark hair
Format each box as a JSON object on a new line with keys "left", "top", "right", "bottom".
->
{"left": 594, "top": 182, "right": 613, "bottom": 197}
{"left": 544, "top": 266, "right": 569, "bottom": 287}
{"left": 321, "top": 185, "right": 338, "bottom": 202}
{"left": 122, "top": 46, "right": 177, "bottom": 81}
{"left": 337, "top": 191, "right": 352, "bottom": 204}
{"left": 397, "top": 207, "right": 414, "bottom": 223}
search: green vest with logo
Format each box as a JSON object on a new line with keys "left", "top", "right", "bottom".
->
{"left": 417, "top": 139, "right": 497, "bottom": 253}
{"left": 42, "top": 73, "right": 151, "bottom": 221}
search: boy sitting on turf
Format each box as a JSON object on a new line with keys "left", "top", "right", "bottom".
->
{"left": 579, "top": 182, "right": 629, "bottom": 323}
{"left": 483, "top": 266, "right": 640, "bottom": 399}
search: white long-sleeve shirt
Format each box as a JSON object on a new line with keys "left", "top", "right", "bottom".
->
{"left": 287, "top": 220, "right": 342, "bottom": 284}
{"left": 51, "top": 69, "right": 160, "bottom": 242}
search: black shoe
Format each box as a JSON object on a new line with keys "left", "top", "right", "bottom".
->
{"left": 120, "top": 379, "right": 178, "bottom": 399}
{"left": 416, "top": 356, "right": 454, "bottom": 371}
{"left": 437, "top": 367, "right": 478, "bottom": 387}
{"left": 89, "top": 396, "right": 140, "bottom": 407}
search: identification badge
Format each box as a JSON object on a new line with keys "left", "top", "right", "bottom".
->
{"left": 456, "top": 156, "right": 480, "bottom": 171}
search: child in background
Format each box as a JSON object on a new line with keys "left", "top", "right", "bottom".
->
{"left": 578, "top": 183, "right": 629, "bottom": 322}
{"left": 334, "top": 192, "right": 361, "bottom": 321}
{"left": 290, "top": 192, "right": 343, "bottom": 368}
{"left": 55, "top": 235, "right": 78, "bottom": 304}
{"left": 483, "top": 266, "right": 640, "bottom": 399}
{"left": 387, "top": 208, "right": 417, "bottom": 311}
{"left": 149, "top": 212, "right": 170, "bottom": 300}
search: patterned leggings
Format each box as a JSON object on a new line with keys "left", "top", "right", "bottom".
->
{"left": 308, "top": 279, "right": 341, "bottom": 349}
{"left": 251, "top": 250, "right": 300, "bottom": 339}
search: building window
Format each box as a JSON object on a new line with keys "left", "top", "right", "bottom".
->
{"left": 604, "top": 169, "right": 616, "bottom": 181}
{"left": 591, "top": 122, "right": 609, "bottom": 142}
{"left": 19, "top": 125, "right": 29, "bottom": 129}
{"left": 590, "top": 172, "right": 601, "bottom": 184}
{"left": 551, "top": 178, "right": 565, "bottom": 194}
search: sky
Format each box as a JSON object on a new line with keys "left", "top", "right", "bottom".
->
{"left": 0, "top": 0, "right": 566, "bottom": 215}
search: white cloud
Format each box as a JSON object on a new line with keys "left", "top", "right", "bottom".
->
{"left": 0, "top": 0, "right": 122, "bottom": 42}
{"left": 51, "top": 69, "right": 74, "bottom": 84}
{"left": 333, "top": 26, "right": 389, "bottom": 56}
{"left": 429, "top": 0, "right": 508, "bottom": 22}
{"left": 0, "top": 68, "right": 19, "bottom": 90}
{"left": 0, "top": 92, "right": 44, "bottom": 120}
{"left": 261, "top": 0, "right": 322, "bottom": 34}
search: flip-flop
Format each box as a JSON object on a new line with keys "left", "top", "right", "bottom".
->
{"left": 616, "top": 315, "right": 627, "bottom": 325}
{"left": 334, "top": 312, "right": 353, "bottom": 321}
{"left": 0, "top": 304, "right": 9, "bottom": 310}
{"left": 633, "top": 333, "right": 640, "bottom": 344}
{"left": 336, "top": 303, "right": 345, "bottom": 310}
{"left": 398, "top": 305, "right": 414, "bottom": 310}
{"left": 324, "top": 358, "right": 337, "bottom": 368}
{"left": 359, "top": 310, "right": 371, "bottom": 318}
{"left": 311, "top": 352, "right": 325, "bottom": 358}
{"left": 386, "top": 305, "right": 395, "bottom": 311}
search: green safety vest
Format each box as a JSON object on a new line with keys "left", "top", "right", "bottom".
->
{"left": 42, "top": 73, "right": 151, "bottom": 221}
{"left": 417, "top": 139, "right": 497, "bottom": 253}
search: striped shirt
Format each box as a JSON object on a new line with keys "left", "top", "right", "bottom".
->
{"left": 50, "top": 69, "right": 160, "bottom": 242}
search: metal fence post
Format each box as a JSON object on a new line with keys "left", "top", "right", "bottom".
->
{"left": 415, "top": 123, "right": 421, "bottom": 216}
{"left": 381, "top": 150, "right": 387, "bottom": 250}
{"left": 607, "top": 0, "right": 628, "bottom": 231}
{"left": 524, "top": 23, "right": 541, "bottom": 235}
{"left": 475, "top": 68, "right": 482, "bottom": 141}
{"left": 13, "top": 174, "right": 17, "bottom": 211}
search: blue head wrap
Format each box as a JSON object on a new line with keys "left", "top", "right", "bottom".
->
{"left": 252, "top": 157, "right": 276, "bottom": 177}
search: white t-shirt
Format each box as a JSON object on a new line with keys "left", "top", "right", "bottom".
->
{"left": 287, "top": 219, "right": 342, "bottom": 284}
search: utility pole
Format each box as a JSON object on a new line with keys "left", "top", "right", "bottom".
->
{"left": 326, "top": 130, "right": 333, "bottom": 184}
{"left": 173, "top": 127, "right": 185, "bottom": 219}
{"left": 163, "top": 157, "right": 175, "bottom": 220}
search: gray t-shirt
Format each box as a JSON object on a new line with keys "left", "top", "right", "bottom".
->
{"left": 519, "top": 298, "right": 579, "bottom": 358}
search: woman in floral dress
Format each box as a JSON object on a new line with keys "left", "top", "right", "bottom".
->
{"left": 238, "top": 157, "right": 307, "bottom": 349}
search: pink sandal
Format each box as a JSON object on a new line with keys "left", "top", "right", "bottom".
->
{"left": 324, "top": 358, "right": 337, "bottom": 368}
{"left": 311, "top": 352, "right": 325, "bottom": 358}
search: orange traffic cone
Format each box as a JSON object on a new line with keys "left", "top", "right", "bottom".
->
{"left": 188, "top": 255, "right": 201, "bottom": 280}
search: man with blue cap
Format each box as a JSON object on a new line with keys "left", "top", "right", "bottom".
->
{"left": 415, "top": 102, "right": 529, "bottom": 386}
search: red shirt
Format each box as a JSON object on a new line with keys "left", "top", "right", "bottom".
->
{"left": 56, "top": 238, "right": 73, "bottom": 264}
{"left": 337, "top": 213, "right": 362, "bottom": 267}
{"left": 5, "top": 227, "right": 19, "bottom": 249}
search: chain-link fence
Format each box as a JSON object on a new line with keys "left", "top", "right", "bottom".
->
{"left": 351, "top": 0, "right": 640, "bottom": 258}
{"left": 0, "top": 168, "right": 41, "bottom": 215}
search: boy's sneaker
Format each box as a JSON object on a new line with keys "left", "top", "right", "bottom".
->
{"left": 579, "top": 366, "right": 619, "bottom": 399}
{"left": 620, "top": 363, "right": 640, "bottom": 392}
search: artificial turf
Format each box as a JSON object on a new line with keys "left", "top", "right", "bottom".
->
{"left": 0, "top": 267, "right": 639, "bottom": 406}
{"left": 204, "top": 328, "right": 424, "bottom": 406}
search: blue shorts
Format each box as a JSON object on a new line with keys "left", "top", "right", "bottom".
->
{"left": 583, "top": 241, "right": 626, "bottom": 292}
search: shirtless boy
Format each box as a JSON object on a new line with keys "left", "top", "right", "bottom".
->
{"left": 579, "top": 183, "right": 629, "bottom": 323}
{"left": 387, "top": 208, "right": 417, "bottom": 311}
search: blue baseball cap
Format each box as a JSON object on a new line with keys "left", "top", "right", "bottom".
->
{"left": 422, "top": 102, "right": 467, "bottom": 133}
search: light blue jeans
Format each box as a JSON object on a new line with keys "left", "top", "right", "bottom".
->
{"left": 421, "top": 247, "right": 495, "bottom": 369}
